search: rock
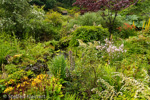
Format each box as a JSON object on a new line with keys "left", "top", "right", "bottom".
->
{"left": 25, "top": 60, "right": 49, "bottom": 74}
{"left": 62, "top": 11, "right": 68, "bottom": 15}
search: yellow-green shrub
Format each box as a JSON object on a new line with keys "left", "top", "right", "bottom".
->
{"left": 45, "top": 10, "right": 63, "bottom": 26}
{"left": 69, "top": 26, "right": 109, "bottom": 46}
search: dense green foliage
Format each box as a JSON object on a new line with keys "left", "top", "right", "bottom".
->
{"left": 30, "top": 0, "right": 56, "bottom": 10}
{"left": 0, "top": 0, "right": 150, "bottom": 100}
{"left": 68, "top": 11, "right": 125, "bottom": 34}
{"left": 121, "top": 0, "right": 150, "bottom": 20}
{"left": 70, "top": 26, "right": 109, "bottom": 46}
{"left": 49, "top": 55, "right": 66, "bottom": 79}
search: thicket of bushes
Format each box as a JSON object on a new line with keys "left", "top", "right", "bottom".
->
{"left": 0, "top": 0, "right": 150, "bottom": 99}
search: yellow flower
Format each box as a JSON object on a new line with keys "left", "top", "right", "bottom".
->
{"left": 5, "top": 83, "right": 8, "bottom": 86}
{"left": 37, "top": 79, "right": 42, "bottom": 83}
{"left": 32, "top": 81, "right": 36, "bottom": 86}
{"left": 23, "top": 76, "right": 28, "bottom": 80}
{"left": 13, "top": 54, "right": 22, "bottom": 58}
{"left": 37, "top": 74, "right": 43, "bottom": 79}
{"left": 142, "top": 21, "right": 145, "bottom": 29}
{"left": 4, "top": 87, "right": 13, "bottom": 93}
{"left": 10, "top": 79, "right": 15, "bottom": 82}
{"left": 24, "top": 81, "right": 29, "bottom": 85}
{"left": 5, "top": 79, "right": 15, "bottom": 85}
{"left": 37, "top": 74, "right": 49, "bottom": 80}
{"left": 17, "top": 84, "right": 21, "bottom": 88}
{"left": 53, "top": 78, "right": 56, "bottom": 82}
{"left": 132, "top": 21, "right": 135, "bottom": 28}
{"left": 21, "top": 83, "right": 25, "bottom": 87}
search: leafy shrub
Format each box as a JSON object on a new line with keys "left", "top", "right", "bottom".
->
{"left": 45, "top": 0, "right": 56, "bottom": 10}
{"left": 3, "top": 70, "right": 34, "bottom": 83}
{"left": 59, "top": 35, "right": 72, "bottom": 49}
{"left": 27, "top": 74, "right": 63, "bottom": 99}
{"left": 123, "top": 15, "right": 144, "bottom": 28}
{"left": 0, "top": 0, "right": 31, "bottom": 35}
{"left": 73, "top": 0, "right": 138, "bottom": 33}
{"left": 24, "top": 41, "right": 51, "bottom": 59}
{"left": 91, "top": 72, "right": 150, "bottom": 100}
{"left": 119, "top": 55, "right": 150, "bottom": 82}
{"left": 0, "top": 2, "right": 58, "bottom": 40}
{"left": 67, "top": 11, "right": 125, "bottom": 33}
{"left": 67, "top": 12, "right": 103, "bottom": 28}
{"left": 5, "top": 64, "right": 20, "bottom": 74}
{"left": 17, "top": 39, "right": 56, "bottom": 67}
{"left": 30, "top": 0, "right": 44, "bottom": 6}
{"left": 3, "top": 74, "right": 63, "bottom": 99}
{"left": 30, "top": 0, "right": 56, "bottom": 10}
{"left": 25, "top": 6, "right": 59, "bottom": 41}
{"left": 0, "top": 70, "right": 34, "bottom": 95}
{"left": 0, "top": 84, "right": 5, "bottom": 94}
{"left": 121, "top": 0, "right": 150, "bottom": 20}
{"left": 64, "top": 93, "right": 80, "bottom": 100}
{"left": 68, "top": 62, "right": 101, "bottom": 99}
{"left": 49, "top": 55, "right": 66, "bottom": 79}
{"left": 45, "top": 10, "right": 63, "bottom": 26}
{"left": 0, "top": 33, "right": 19, "bottom": 66}
{"left": 69, "top": 26, "right": 109, "bottom": 46}
{"left": 124, "top": 35, "right": 150, "bottom": 55}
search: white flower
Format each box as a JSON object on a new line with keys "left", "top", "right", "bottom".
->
{"left": 120, "top": 44, "right": 124, "bottom": 47}
{"left": 96, "top": 46, "right": 101, "bottom": 50}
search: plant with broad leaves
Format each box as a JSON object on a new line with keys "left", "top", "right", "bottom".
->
{"left": 73, "top": 0, "right": 139, "bottom": 34}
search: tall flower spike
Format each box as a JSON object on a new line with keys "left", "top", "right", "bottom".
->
{"left": 133, "top": 21, "right": 135, "bottom": 28}
{"left": 142, "top": 21, "right": 145, "bottom": 29}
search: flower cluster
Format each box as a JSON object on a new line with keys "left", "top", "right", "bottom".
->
{"left": 23, "top": 76, "right": 28, "bottom": 81}
{"left": 31, "top": 6, "right": 45, "bottom": 19}
{"left": 17, "top": 82, "right": 28, "bottom": 89}
{"left": 31, "top": 74, "right": 49, "bottom": 87}
{"left": 4, "top": 87, "right": 13, "bottom": 93}
{"left": 117, "top": 23, "right": 135, "bottom": 32}
{"left": 5, "top": 79, "right": 15, "bottom": 86}
{"left": 96, "top": 38, "right": 126, "bottom": 55}
{"left": 29, "top": 74, "right": 63, "bottom": 97}
{"left": 96, "top": 38, "right": 127, "bottom": 64}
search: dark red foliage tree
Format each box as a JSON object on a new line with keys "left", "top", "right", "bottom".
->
{"left": 73, "top": 0, "right": 139, "bottom": 34}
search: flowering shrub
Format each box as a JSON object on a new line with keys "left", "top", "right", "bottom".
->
{"left": 3, "top": 87, "right": 13, "bottom": 94}
{"left": 117, "top": 23, "right": 135, "bottom": 31}
{"left": 77, "top": 38, "right": 127, "bottom": 65}
{"left": 117, "top": 23, "right": 136, "bottom": 38}
{"left": 3, "top": 74, "right": 63, "bottom": 99}
{"left": 96, "top": 38, "right": 127, "bottom": 64}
